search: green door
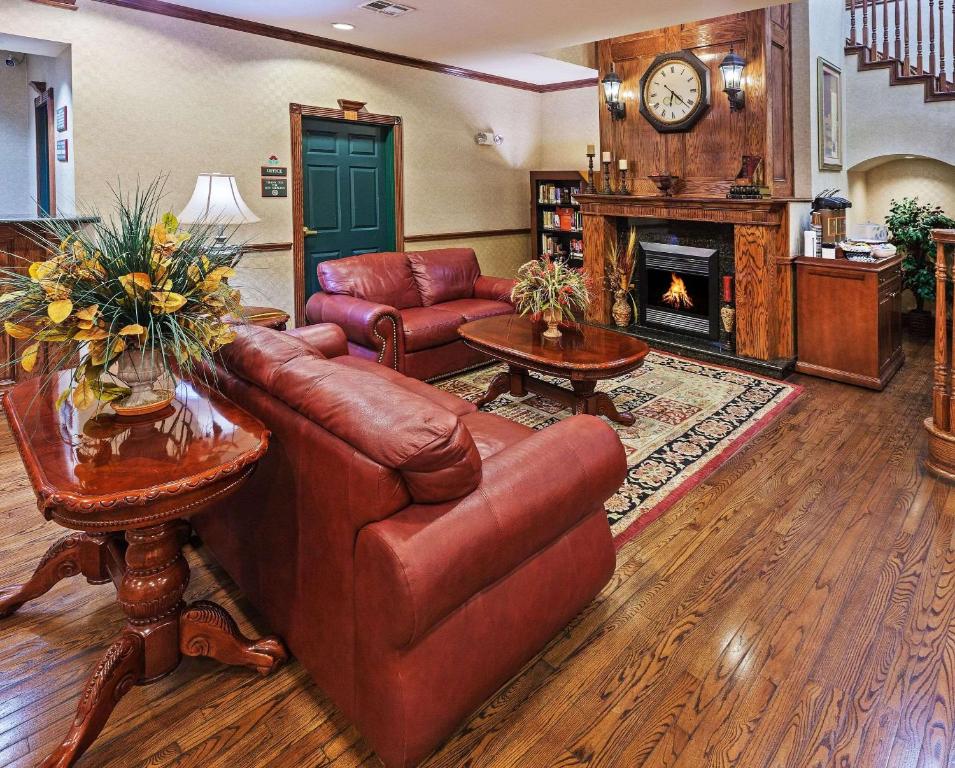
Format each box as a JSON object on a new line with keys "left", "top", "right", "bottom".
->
{"left": 302, "top": 119, "right": 396, "bottom": 297}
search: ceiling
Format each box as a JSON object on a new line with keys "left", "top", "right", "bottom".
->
{"left": 153, "top": 0, "right": 777, "bottom": 85}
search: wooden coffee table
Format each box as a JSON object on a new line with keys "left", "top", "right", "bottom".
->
{"left": 0, "top": 372, "right": 287, "bottom": 768}
{"left": 459, "top": 315, "right": 649, "bottom": 425}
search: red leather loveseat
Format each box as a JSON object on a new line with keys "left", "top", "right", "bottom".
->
{"left": 194, "top": 324, "right": 625, "bottom": 768}
{"left": 304, "top": 248, "right": 515, "bottom": 380}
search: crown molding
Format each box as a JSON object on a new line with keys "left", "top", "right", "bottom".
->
{"left": 29, "top": 0, "right": 78, "bottom": 9}
{"left": 89, "top": 0, "right": 598, "bottom": 93}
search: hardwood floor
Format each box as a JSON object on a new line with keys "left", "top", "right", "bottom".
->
{"left": 0, "top": 332, "right": 950, "bottom": 768}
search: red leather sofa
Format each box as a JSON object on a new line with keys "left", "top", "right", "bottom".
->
{"left": 194, "top": 323, "right": 625, "bottom": 768}
{"left": 304, "top": 248, "right": 516, "bottom": 380}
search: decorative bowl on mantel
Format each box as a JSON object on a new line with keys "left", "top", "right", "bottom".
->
{"left": 648, "top": 174, "right": 680, "bottom": 197}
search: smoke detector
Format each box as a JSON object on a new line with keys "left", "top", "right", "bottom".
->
{"left": 359, "top": 1, "right": 416, "bottom": 16}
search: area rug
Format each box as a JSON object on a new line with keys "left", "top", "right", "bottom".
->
{"left": 433, "top": 353, "right": 802, "bottom": 549}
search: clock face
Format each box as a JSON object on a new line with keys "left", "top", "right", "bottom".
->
{"left": 638, "top": 51, "right": 711, "bottom": 133}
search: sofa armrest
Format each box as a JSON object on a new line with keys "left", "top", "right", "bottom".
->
{"left": 285, "top": 323, "right": 349, "bottom": 359}
{"left": 305, "top": 292, "right": 401, "bottom": 368}
{"left": 356, "top": 414, "right": 625, "bottom": 649}
{"left": 474, "top": 275, "right": 516, "bottom": 304}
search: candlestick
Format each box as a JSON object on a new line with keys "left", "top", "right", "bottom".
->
{"left": 619, "top": 166, "right": 630, "bottom": 195}
{"left": 601, "top": 151, "right": 612, "bottom": 163}
{"left": 601, "top": 160, "right": 613, "bottom": 194}
{"left": 585, "top": 151, "right": 596, "bottom": 194}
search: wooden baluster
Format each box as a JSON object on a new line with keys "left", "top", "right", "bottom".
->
{"left": 851, "top": 0, "right": 858, "bottom": 44}
{"left": 918, "top": 0, "right": 925, "bottom": 71}
{"left": 934, "top": 239, "right": 950, "bottom": 432}
{"left": 884, "top": 0, "right": 891, "bottom": 56}
{"left": 905, "top": 0, "right": 911, "bottom": 72}
{"left": 864, "top": 0, "right": 871, "bottom": 52}
{"left": 930, "top": 0, "right": 937, "bottom": 75}
{"left": 941, "top": 0, "right": 948, "bottom": 87}
{"left": 896, "top": 0, "right": 903, "bottom": 58}
{"left": 874, "top": 0, "right": 880, "bottom": 51}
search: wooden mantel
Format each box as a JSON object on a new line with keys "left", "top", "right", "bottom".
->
{"left": 577, "top": 194, "right": 796, "bottom": 363}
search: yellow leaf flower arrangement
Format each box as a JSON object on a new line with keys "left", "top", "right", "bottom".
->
{"left": 0, "top": 181, "right": 244, "bottom": 410}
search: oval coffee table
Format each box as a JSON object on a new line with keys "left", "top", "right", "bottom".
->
{"left": 459, "top": 315, "right": 649, "bottom": 425}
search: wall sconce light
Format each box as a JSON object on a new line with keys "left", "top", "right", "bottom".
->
{"left": 720, "top": 47, "right": 746, "bottom": 112}
{"left": 602, "top": 63, "right": 626, "bottom": 120}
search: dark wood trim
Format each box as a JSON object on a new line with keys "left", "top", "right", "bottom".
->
{"left": 34, "top": 88, "right": 56, "bottom": 217}
{"left": 89, "top": 0, "right": 597, "bottom": 93}
{"left": 290, "top": 104, "right": 404, "bottom": 327}
{"left": 28, "top": 0, "right": 78, "bottom": 8}
{"left": 242, "top": 242, "right": 293, "bottom": 254}
{"left": 404, "top": 228, "right": 530, "bottom": 243}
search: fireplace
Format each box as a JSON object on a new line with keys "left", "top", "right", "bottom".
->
{"left": 638, "top": 241, "right": 720, "bottom": 340}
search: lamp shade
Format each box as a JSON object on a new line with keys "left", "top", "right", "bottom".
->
{"left": 178, "top": 173, "right": 260, "bottom": 225}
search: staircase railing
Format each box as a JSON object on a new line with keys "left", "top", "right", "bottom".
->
{"left": 847, "top": 0, "right": 954, "bottom": 92}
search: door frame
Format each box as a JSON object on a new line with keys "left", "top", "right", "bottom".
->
{"left": 290, "top": 102, "right": 404, "bottom": 327}
{"left": 34, "top": 87, "right": 56, "bottom": 217}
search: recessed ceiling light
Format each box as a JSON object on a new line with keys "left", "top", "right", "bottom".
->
{"left": 332, "top": 22, "right": 355, "bottom": 30}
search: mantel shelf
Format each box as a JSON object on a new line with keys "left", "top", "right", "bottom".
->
{"left": 574, "top": 194, "right": 808, "bottom": 227}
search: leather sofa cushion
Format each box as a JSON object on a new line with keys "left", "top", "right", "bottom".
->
{"left": 336, "top": 356, "right": 476, "bottom": 417}
{"left": 407, "top": 249, "right": 480, "bottom": 306}
{"left": 219, "top": 326, "right": 481, "bottom": 503}
{"left": 434, "top": 298, "right": 513, "bottom": 324}
{"left": 400, "top": 306, "right": 465, "bottom": 352}
{"left": 285, "top": 324, "right": 349, "bottom": 358}
{"left": 459, "top": 411, "right": 533, "bottom": 460}
{"left": 318, "top": 252, "right": 422, "bottom": 310}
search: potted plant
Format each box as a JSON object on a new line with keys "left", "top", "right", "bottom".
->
{"left": 0, "top": 179, "right": 244, "bottom": 414}
{"left": 510, "top": 256, "right": 590, "bottom": 340}
{"left": 885, "top": 197, "right": 955, "bottom": 334}
{"left": 605, "top": 226, "right": 638, "bottom": 327}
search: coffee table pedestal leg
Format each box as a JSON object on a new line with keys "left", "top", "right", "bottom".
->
{"left": 41, "top": 519, "right": 288, "bottom": 768}
{"left": 571, "top": 381, "right": 636, "bottom": 426}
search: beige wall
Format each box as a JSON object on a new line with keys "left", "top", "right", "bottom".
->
{"left": 0, "top": 56, "right": 31, "bottom": 214}
{"left": 849, "top": 157, "right": 955, "bottom": 226}
{"left": 3, "top": 0, "right": 554, "bottom": 321}
{"left": 539, "top": 87, "right": 600, "bottom": 171}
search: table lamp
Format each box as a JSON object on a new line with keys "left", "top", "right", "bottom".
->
{"left": 178, "top": 173, "right": 260, "bottom": 254}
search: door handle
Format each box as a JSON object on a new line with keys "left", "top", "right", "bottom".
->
{"left": 303, "top": 227, "right": 318, "bottom": 237}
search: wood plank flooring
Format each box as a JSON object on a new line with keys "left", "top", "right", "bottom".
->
{"left": 1, "top": 332, "right": 952, "bottom": 767}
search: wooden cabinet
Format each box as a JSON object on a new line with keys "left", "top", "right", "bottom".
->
{"left": 795, "top": 255, "right": 904, "bottom": 390}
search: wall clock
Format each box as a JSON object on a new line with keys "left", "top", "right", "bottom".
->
{"left": 639, "top": 50, "right": 711, "bottom": 133}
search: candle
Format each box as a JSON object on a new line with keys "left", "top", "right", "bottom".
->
{"left": 722, "top": 275, "right": 733, "bottom": 303}
{"left": 587, "top": 144, "right": 596, "bottom": 156}
{"left": 601, "top": 151, "right": 611, "bottom": 163}
{"left": 618, "top": 159, "right": 628, "bottom": 170}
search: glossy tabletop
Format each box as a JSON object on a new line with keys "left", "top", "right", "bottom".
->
{"left": 459, "top": 314, "right": 649, "bottom": 375}
{"left": 3, "top": 371, "right": 269, "bottom": 526}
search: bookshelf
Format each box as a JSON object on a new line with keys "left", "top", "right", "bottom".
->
{"left": 530, "top": 171, "right": 585, "bottom": 266}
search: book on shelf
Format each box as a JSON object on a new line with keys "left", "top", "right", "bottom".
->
{"left": 540, "top": 208, "right": 583, "bottom": 231}
{"left": 537, "top": 182, "right": 582, "bottom": 205}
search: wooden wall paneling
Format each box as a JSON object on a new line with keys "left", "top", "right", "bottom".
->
{"left": 582, "top": 213, "right": 617, "bottom": 324}
{"left": 734, "top": 224, "right": 772, "bottom": 359}
{"left": 773, "top": 207, "right": 796, "bottom": 359}
{"left": 597, "top": 10, "right": 794, "bottom": 201}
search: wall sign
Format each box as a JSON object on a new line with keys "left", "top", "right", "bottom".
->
{"left": 56, "top": 139, "right": 69, "bottom": 162}
{"left": 261, "top": 165, "right": 287, "bottom": 177}
{"left": 56, "top": 106, "right": 68, "bottom": 133}
{"left": 261, "top": 178, "right": 288, "bottom": 197}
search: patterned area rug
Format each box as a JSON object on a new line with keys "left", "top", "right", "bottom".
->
{"left": 434, "top": 353, "right": 801, "bottom": 549}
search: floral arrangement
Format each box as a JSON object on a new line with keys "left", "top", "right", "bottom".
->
{"left": 510, "top": 255, "right": 590, "bottom": 323}
{"left": 0, "top": 180, "right": 243, "bottom": 408}
{"left": 605, "top": 226, "right": 638, "bottom": 294}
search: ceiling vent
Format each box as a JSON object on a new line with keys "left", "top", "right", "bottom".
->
{"left": 358, "top": 1, "right": 415, "bottom": 17}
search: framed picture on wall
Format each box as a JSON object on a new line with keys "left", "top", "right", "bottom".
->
{"left": 817, "top": 58, "right": 843, "bottom": 171}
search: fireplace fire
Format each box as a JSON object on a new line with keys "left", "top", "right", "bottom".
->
{"left": 638, "top": 241, "right": 720, "bottom": 340}
{"left": 661, "top": 273, "right": 694, "bottom": 310}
